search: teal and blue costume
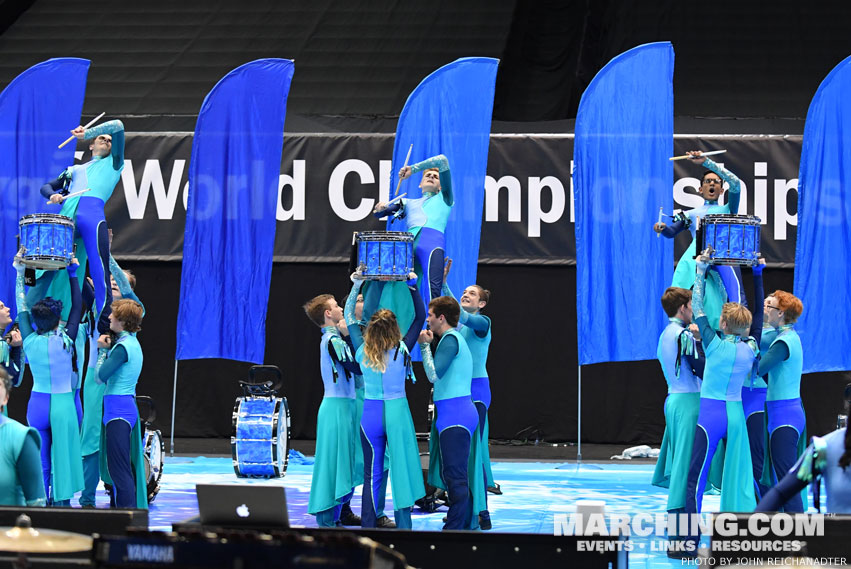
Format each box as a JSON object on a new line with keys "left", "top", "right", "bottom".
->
{"left": 307, "top": 323, "right": 361, "bottom": 527}
{"left": 757, "top": 428, "right": 849, "bottom": 512}
{"left": 80, "top": 258, "right": 144, "bottom": 507}
{"left": 683, "top": 260, "right": 763, "bottom": 529}
{"left": 97, "top": 330, "right": 147, "bottom": 509}
{"left": 0, "top": 413, "right": 46, "bottom": 506}
{"left": 660, "top": 158, "right": 745, "bottom": 329}
{"left": 15, "top": 263, "right": 84, "bottom": 505}
{"left": 379, "top": 155, "right": 453, "bottom": 303}
{"left": 651, "top": 317, "right": 704, "bottom": 512}
{"left": 757, "top": 322, "right": 805, "bottom": 512}
{"left": 443, "top": 283, "right": 494, "bottom": 525}
{"left": 39, "top": 120, "right": 125, "bottom": 331}
{"left": 742, "top": 329, "right": 773, "bottom": 500}
{"left": 421, "top": 327, "right": 485, "bottom": 530}
{"left": 345, "top": 278, "right": 426, "bottom": 529}
{"left": 0, "top": 337, "right": 22, "bottom": 391}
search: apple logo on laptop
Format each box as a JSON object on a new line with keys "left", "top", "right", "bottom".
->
{"left": 236, "top": 504, "right": 250, "bottom": 518}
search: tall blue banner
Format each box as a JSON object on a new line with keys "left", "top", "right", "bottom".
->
{"left": 176, "top": 59, "right": 294, "bottom": 363}
{"left": 0, "top": 58, "right": 90, "bottom": 321}
{"left": 388, "top": 57, "right": 498, "bottom": 303}
{"left": 794, "top": 55, "right": 851, "bottom": 373}
{"left": 574, "top": 42, "right": 674, "bottom": 365}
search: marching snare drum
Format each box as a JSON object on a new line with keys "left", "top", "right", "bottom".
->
{"left": 231, "top": 396, "right": 291, "bottom": 478}
{"left": 696, "top": 214, "right": 761, "bottom": 266}
{"left": 356, "top": 231, "right": 414, "bottom": 280}
{"left": 143, "top": 428, "right": 164, "bottom": 503}
{"left": 19, "top": 214, "right": 75, "bottom": 269}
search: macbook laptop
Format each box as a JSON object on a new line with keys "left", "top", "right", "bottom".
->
{"left": 196, "top": 484, "right": 289, "bottom": 528}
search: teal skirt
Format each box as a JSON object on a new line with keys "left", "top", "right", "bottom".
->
{"left": 308, "top": 397, "right": 357, "bottom": 515}
{"left": 381, "top": 397, "right": 425, "bottom": 510}
{"left": 652, "top": 392, "right": 700, "bottom": 511}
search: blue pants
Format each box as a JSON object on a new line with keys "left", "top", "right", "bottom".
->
{"left": 76, "top": 196, "right": 113, "bottom": 334}
{"left": 712, "top": 265, "right": 746, "bottom": 306}
{"left": 766, "top": 398, "right": 806, "bottom": 512}
{"left": 413, "top": 227, "right": 445, "bottom": 303}
{"left": 105, "top": 420, "right": 136, "bottom": 509}
{"left": 685, "top": 398, "right": 727, "bottom": 515}
{"left": 360, "top": 401, "right": 407, "bottom": 529}
{"left": 27, "top": 391, "right": 53, "bottom": 501}
{"left": 435, "top": 396, "right": 478, "bottom": 530}
{"left": 742, "top": 387, "right": 768, "bottom": 499}
{"left": 75, "top": 389, "right": 83, "bottom": 427}
{"left": 473, "top": 400, "right": 489, "bottom": 516}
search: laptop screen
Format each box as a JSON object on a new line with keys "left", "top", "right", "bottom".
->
{"left": 195, "top": 484, "right": 289, "bottom": 528}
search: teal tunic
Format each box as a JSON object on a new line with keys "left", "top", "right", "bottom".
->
{"left": 0, "top": 416, "right": 43, "bottom": 506}
{"left": 765, "top": 328, "right": 803, "bottom": 401}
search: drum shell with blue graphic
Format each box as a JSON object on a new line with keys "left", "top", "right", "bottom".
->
{"left": 19, "top": 214, "right": 75, "bottom": 269}
{"left": 697, "top": 214, "right": 761, "bottom": 266}
{"left": 231, "top": 396, "right": 291, "bottom": 478}
{"left": 356, "top": 231, "right": 414, "bottom": 280}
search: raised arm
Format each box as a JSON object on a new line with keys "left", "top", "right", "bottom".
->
{"left": 692, "top": 256, "right": 718, "bottom": 349}
{"left": 85, "top": 120, "right": 125, "bottom": 170}
{"left": 749, "top": 263, "right": 765, "bottom": 344}
{"left": 411, "top": 154, "right": 452, "bottom": 206}
{"left": 703, "top": 157, "right": 741, "bottom": 213}
{"left": 13, "top": 258, "right": 33, "bottom": 339}
{"left": 64, "top": 262, "right": 82, "bottom": 342}
{"left": 109, "top": 257, "right": 145, "bottom": 313}
{"left": 344, "top": 279, "right": 365, "bottom": 350}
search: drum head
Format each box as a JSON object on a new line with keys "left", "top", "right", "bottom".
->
{"left": 21, "top": 257, "right": 69, "bottom": 270}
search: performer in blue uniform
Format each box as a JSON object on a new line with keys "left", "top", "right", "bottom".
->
{"left": 743, "top": 326, "right": 771, "bottom": 501}
{"left": 39, "top": 120, "right": 125, "bottom": 331}
{"left": 758, "top": 290, "right": 805, "bottom": 512}
{"left": 676, "top": 253, "right": 764, "bottom": 557}
{"left": 0, "top": 301, "right": 22, "bottom": 390}
{"left": 419, "top": 296, "right": 481, "bottom": 530}
{"left": 96, "top": 298, "right": 147, "bottom": 509}
{"left": 374, "top": 154, "right": 453, "bottom": 303}
{"left": 303, "top": 294, "right": 361, "bottom": 527}
{"left": 14, "top": 253, "right": 84, "bottom": 505}
{"left": 345, "top": 274, "right": 426, "bottom": 529}
{"left": 0, "top": 368, "right": 46, "bottom": 506}
{"left": 80, "top": 257, "right": 144, "bottom": 508}
{"left": 654, "top": 151, "right": 746, "bottom": 329}
{"left": 441, "top": 259, "right": 495, "bottom": 528}
{"left": 651, "top": 287, "right": 705, "bottom": 516}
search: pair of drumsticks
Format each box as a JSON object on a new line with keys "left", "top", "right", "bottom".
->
{"left": 48, "top": 112, "right": 106, "bottom": 205}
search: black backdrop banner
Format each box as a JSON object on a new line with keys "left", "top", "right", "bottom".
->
{"left": 102, "top": 133, "right": 802, "bottom": 266}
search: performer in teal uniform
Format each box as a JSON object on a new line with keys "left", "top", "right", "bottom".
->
{"left": 441, "top": 259, "right": 496, "bottom": 529}
{"left": 303, "top": 294, "right": 361, "bottom": 527}
{"left": 654, "top": 151, "right": 746, "bottom": 329}
{"left": 96, "top": 298, "right": 147, "bottom": 509}
{"left": 651, "top": 287, "right": 704, "bottom": 516}
{"left": 14, "top": 253, "right": 84, "bottom": 505}
{"left": 345, "top": 273, "right": 426, "bottom": 529}
{"left": 80, "top": 257, "right": 144, "bottom": 508}
{"left": 0, "top": 368, "right": 46, "bottom": 506}
{"left": 419, "top": 296, "right": 485, "bottom": 530}
{"left": 758, "top": 290, "right": 805, "bottom": 512}
{"left": 0, "top": 301, "right": 22, "bottom": 391}
{"left": 675, "top": 254, "right": 764, "bottom": 558}
{"left": 374, "top": 154, "right": 454, "bottom": 304}
{"left": 39, "top": 120, "right": 125, "bottom": 331}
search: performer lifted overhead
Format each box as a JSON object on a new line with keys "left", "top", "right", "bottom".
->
{"left": 373, "top": 154, "right": 454, "bottom": 303}
{"left": 654, "top": 151, "right": 746, "bottom": 329}
{"left": 39, "top": 119, "right": 126, "bottom": 332}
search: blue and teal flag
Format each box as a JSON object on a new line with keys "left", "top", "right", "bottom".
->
{"left": 794, "top": 55, "right": 851, "bottom": 373}
{"left": 0, "top": 58, "right": 89, "bottom": 322}
{"left": 176, "top": 59, "right": 294, "bottom": 363}
{"left": 574, "top": 42, "right": 674, "bottom": 365}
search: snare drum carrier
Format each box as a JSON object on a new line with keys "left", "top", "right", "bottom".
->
{"left": 231, "top": 365, "right": 291, "bottom": 478}
{"left": 695, "top": 214, "right": 761, "bottom": 266}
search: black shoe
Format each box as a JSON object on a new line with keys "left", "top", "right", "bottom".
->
{"left": 442, "top": 516, "right": 447, "bottom": 523}
{"left": 338, "top": 508, "right": 362, "bottom": 527}
{"left": 479, "top": 511, "right": 492, "bottom": 531}
{"left": 487, "top": 484, "right": 502, "bottom": 495}
{"left": 376, "top": 516, "right": 396, "bottom": 528}
{"left": 81, "top": 504, "right": 96, "bottom": 509}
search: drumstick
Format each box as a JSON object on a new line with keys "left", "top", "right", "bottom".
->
{"left": 58, "top": 112, "right": 105, "bottom": 149}
{"left": 393, "top": 144, "right": 414, "bottom": 197}
{"left": 669, "top": 149, "right": 726, "bottom": 161}
{"left": 388, "top": 193, "right": 406, "bottom": 205}
{"left": 656, "top": 207, "right": 663, "bottom": 238}
{"left": 46, "top": 188, "right": 91, "bottom": 205}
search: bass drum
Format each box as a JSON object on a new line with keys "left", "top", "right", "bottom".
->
{"left": 143, "top": 428, "right": 164, "bottom": 503}
{"left": 231, "top": 396, "right": 291, "bottom": 478}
